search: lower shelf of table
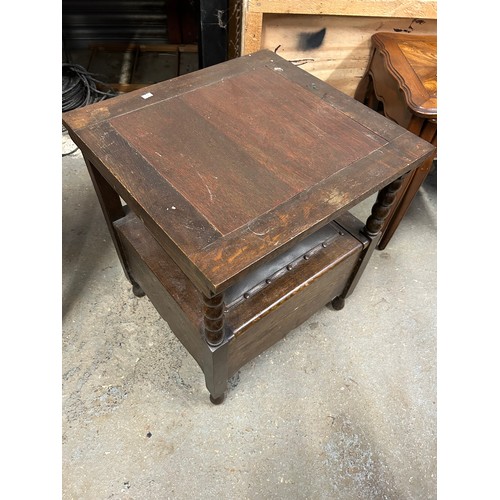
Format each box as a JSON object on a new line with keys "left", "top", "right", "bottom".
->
{"left": 114, "top": 210, "right": 369, "bottom": 386}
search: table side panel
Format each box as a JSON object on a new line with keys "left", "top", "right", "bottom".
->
{"left": 370, "top": 50, "right": 414, "bottom": 127}
{"left": 226, "top": 241, "right": 362, "bottom": 376}
{"left": 114, "top": 214, "right": 206, "bottom": 369}
{"left": 227, "top": 222, "right": 363, "bottom": 336}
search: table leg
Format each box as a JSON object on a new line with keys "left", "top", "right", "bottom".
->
{"left": 332, "top": 175, "right": 406, "bottom": 309}
{"left": 354, "top": 47, "right": 380, "bottom": 111}
{"left": 377, "top": 118, "right": 437, "bottom": 250}
{"left": 203, "top": 293, "right": 230, "bottom": 404}
{"left": 354, "top": 72, "right": 371, "bottom": 104}
{"left": 85, "top": 159, "right": 144, "bottom": 295}
{"left": 203, "top": 293, "right": 225, "bottom": 346}
{"left": 204, "top": 341, "right": 229, "bottom": 405}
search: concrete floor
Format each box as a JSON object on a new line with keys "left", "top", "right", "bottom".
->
{"left": 62, "top": 135, "right": 437, "bottom": 499}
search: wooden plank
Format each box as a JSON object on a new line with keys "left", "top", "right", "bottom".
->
{"left": 260, "top": 15, "right": 437, "bottom": 96}
{"left": 247, "top": 0, "right": 437, "bottom": 19}
{"left": 107, "top": 83, "right": 149, "bottom": 93}
{"left": 228, "top": 0, "right": 243, "bottom": 58}
{"left": 243, "top": 11, "right": 263, "bottom": 54}
{"left": 139, "top": 44, "right": 198, "bottom": 53}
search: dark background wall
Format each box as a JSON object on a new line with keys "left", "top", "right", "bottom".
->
{"left": 62, "top": 0, "right": 230, "bottom": 68}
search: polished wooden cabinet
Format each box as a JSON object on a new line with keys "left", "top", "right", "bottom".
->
{"left": 355, "top": 33, "right": 437, "bottom": 249}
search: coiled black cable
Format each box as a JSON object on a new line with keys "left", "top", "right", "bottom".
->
{"left": 62, "top": 63, "right": 116, "bottom": 112}
{"left": 62, "top": 63, "right": 117, "bottom": 156}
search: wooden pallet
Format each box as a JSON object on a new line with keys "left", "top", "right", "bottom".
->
{"left": 88, "top": 43, "right": 198, "bottom": 93}
{"left": 241, "top": 0, "right": 437, "bottom": 97}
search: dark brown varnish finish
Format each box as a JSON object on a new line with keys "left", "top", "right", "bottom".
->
{"left": 63, "top": 49, "right": 435, "bottom": 403}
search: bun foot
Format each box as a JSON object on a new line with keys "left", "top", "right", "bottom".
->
{"left": 331, "top": 296, "right": 345, "bottom": 310}
{"left": 132, "top": 282, "right": 146, "bottom": 297}
{"left": 209, "top": 393, "right": 226, "bottom": 405}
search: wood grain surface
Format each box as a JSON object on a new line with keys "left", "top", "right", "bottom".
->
{"left": 372, "top": 32, "right": 437, "bottom": 115}
{"left": 63, "top": 49, "right": 435, "bottom": 295}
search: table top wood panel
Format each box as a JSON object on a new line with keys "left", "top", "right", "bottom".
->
{"left": 111, "top": 66, "right": 386, "bottom": 235}
{"left": 63, "top": 49, "right": 435, "bottom": 296}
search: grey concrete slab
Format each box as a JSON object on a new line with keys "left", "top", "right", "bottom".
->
{"left": 62, "top": 138, "right": 436, "bottom": 499}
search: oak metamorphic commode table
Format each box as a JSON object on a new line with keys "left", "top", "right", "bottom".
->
{"left": 63, "top": 50, "right": 435, "bottom": 404}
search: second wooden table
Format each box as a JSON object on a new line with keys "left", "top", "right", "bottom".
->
{"left": 355, "top": 32, "right": 437, "bottom": 249}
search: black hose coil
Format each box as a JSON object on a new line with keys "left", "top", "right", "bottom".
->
{"left": 62, "top": 63, "right": 116, "bottom": 113}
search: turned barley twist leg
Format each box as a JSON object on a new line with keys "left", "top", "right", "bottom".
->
{"left": 364, "top": 176, "right": 406, "bottom": 238}
{"left": 331, "top": 174, "right": 407, "bottom": 311}
{"left": 203, "top": 293, "right": 225, "bottom": 347}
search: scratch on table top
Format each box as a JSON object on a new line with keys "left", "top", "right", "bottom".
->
{"left": 248, "top": 226, "right": 270, "bottom": 237}
{"left": 197, "top": 172, "right": 214, "bottom": 202}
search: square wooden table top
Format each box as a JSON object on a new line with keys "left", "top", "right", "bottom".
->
{"left": 63, "top": 49, "right": 434, "bottom": 296}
